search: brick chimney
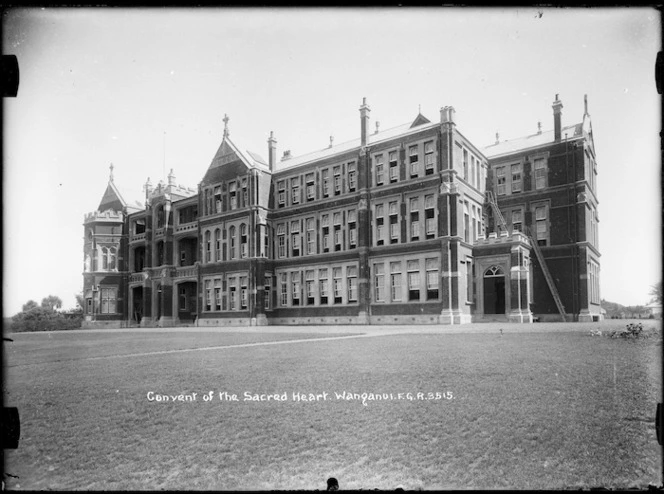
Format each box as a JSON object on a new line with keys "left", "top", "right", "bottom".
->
{"left": 359, "top": 97, "right": 370, "bottom": 147}
{"left": 267, "top": 131, "right": 277, "bottom": 172}
{"left": 552, "top": 94, "right": 563, "bottom": 141}
{"left": 440, "top": 106, "right": 456, "bottom": 125}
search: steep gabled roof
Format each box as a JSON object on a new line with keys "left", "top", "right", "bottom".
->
{"left": 97, "top": 180, "right": 126, "bottom": 212}
{"left": 410, "top": 112, "right": 431, "bottom": 128}
{"left": 202, "top": 136, "right": 269, "bottom": 186}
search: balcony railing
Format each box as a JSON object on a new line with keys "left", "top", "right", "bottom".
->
{"left": 129, "top": 232, "right": 146, "bottom": 243}
{"left": 175, "top": 222, "right": 197, "bottom": 234}
{"left": 175, "top": 265, "right": 198, "bottom": 279}
{"left": 129, "top": 272, "right": 148, "bottom": 284}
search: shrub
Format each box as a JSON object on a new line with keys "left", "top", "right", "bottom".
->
{"left": 7, "top": 307, "right": 83, "bottom": 333}
{"left": 609, "top": 323, "right": 648, "bottom": 340}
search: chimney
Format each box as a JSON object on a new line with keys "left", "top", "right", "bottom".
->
{"left": 267, "top": 131, "right": 277, "bottom": 172}
{"left": 168, "top": 168, "right": 175, "bottom": 186}
{"left": 440, "top": 106, "right": 456, "bottom": 125}
{"left": 552, "top": 94, "right": 563, "bottom": 141}
{"left": 359, "top": 97, "right": 370, "bottom": 146}
{"left": 281, "top": 150, "right": 291, "bottom": 161}
{"left": 375, "top": 121, "right": 380, "bottom": 134}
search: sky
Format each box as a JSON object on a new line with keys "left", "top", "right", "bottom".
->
{"left": 2, "top": 7, "right": 661, "bottom": 316}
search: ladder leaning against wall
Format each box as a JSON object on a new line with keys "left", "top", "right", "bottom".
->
{"left": 485, "top": 190, "right": 567, "bottom": 322}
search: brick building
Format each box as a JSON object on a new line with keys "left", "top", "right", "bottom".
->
{"left": 82, "top": 95, "right": 602, "bottom": 327}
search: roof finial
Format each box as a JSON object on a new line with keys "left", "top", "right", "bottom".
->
{"left": 584, "top": 94, "right": 589, "bottom": 116}
{"left": 223, "top": 113, "right": 230, "bottom": 138}
{"left": 537, "top": 121, "right": 542, "bottom": 134}
{"left": 109, "top": 162, "right": 114, "bottom": 182}
{"left": 495, "top": 132, "right": 500, "bottom": 144}
{"left": 418, "top": 104, "right": 421, "bottom": 114}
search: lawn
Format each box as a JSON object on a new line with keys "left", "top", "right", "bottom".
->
{"left": 2, "top": 322, "right": 662, "bottom": 490}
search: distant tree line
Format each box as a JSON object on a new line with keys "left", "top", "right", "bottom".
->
{"left": 6, "top": 295, "right": 83, "bottom": 333}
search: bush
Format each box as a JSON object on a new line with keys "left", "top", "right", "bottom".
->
{"left": 7, "top": 307, "right": 83, "bottom": 333}
{"left": 609, "top": 323, "right": 648, "bottom": 340}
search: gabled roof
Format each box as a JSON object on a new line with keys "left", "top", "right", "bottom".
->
{"left": 202, "top": 136, "right": 269, "bottom": 186}
{"left": 482, "top": 123, "right": 583, "bottom": 159}
{"left": 277, "top": 114, "right": 438, "bottom": 172}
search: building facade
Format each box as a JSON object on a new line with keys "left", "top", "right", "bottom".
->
{"left": 82, "top": 95, "right": 602, "bottom": 327}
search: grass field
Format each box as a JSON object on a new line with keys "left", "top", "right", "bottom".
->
{"left": 3, "top": 320, "right": 662, "bottom": 490}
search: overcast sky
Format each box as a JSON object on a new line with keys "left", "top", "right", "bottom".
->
{"left": 2, "top": 7, "right": 661, "bottom": 315}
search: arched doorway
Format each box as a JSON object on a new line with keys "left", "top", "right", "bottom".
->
{"left": 132, "top": 286, "right": 143, "bottom": 323}
{"left": 483, "top": 266, "right": 506, "bottom": 315}
{"left": 156, "top": 284, "right": 162, "bottom": 319}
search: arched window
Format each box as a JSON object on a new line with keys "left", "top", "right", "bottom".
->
{"left": 240, "top": 223, "right": 248, "bottom": 258}
{"left": 205, "top": 231, "right": 211, "bottom": 263}
{"left": 108, "top": 247, "right": 117, "bottom": 271}
{"left": 101, "top": 247, "right": 109, "bottom": 270}
{"left": 484, "top": 265, "right": 504, "bottom": 277}
{"left": 229, "top": 226, "right": 236, "bottom": 259}
{"left": 214, "top": 229, "right": 221, "bottom": 262}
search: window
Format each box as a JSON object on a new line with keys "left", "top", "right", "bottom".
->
{"left": 214, "top": 229, "right": 221, "bottom": 262}
{"left": 347, "top": 266, "right": 358, "bottom": 302}
{"left": 277, "top": 224, "right": 286, "bottom": 258}
{"left": 425, "top": 194, "right": 436, "bottom": 239}
{"left": 463, "top": 149, "right": 468, "bottom": 181}
{"left": 319, "top": 268, "right": 329, "bottom": 305}
{"left": 333, "top": 212, "right": 342, "bottom": 252}
{"left": 409, "top": 145, "right": 419, "bottom": 177}
{"left": 229, "top": 277, "right": 237, "bottom": 310}
{"left": 375, "top": 204, "right": 385, "bottom": 246}
{"left": 214, "top": 278, "right": 222, "bottom": 311}
{"left": 535, "top": 205, "right": 548, "bottom": 246}
{"left": 280, "top": 273, "right": 288, "bottom": 306}
{"left": 277, "top": 181, "right": 286, "bottom": 207}
{"left": 100, "top": 288, "right": 116, "bottom": 314}
{"left": 374, "top": 263, "right": 385, "bottom": 302}
{"left": 464, "top": 202, "right": 470, "bottom": 243}
{"left": 410, "top": 197, "right": 420, "bottom": 241}
{"left": 306, "top": 173, "right": 315, "bottom": 201}
{"left": 534, "top": 158, "right": 547, "bottom": 190}
{"left": 496, "top": 167, "right": 506, "bottom": 195}
{"left": 333, "top": 267, "right": 343, "bottom": 304}
{"left": 204, "top": 280, "right": 212, "bottom": 311}
{"left": 264, "top": 275, "right": 272, "bottom": 310}
{"left": 476, "top": 159, "right": 481, "bottom": 189}
{"left": 375, "top": 154, "right": 385, "bottom": 185}
{"left": 240, "top": 224, "right": 248, "bottom": 258}
{"left": 291, "top": 177, "right": 300, "bottom": 204}
{"left": 322, "top": 214, "right": 330, "bottom": 252}
{"left": 348, "top": 210, "right": 357, "bottom": 249}
{"left": 322, "top": 169, "right": 330, "bottom": 197}
{"left": 347, "top": 162, "right": 356, "bottom": 192}
{"left": 241, "top": 178, "right": 248, "bottom": 207}
{"left": 407, "top": 260, "right": 420, "bottom": 301}
{"left": 511, "top": 163, "right": 522, "bottom": 193}
{"left": 390, "top": 262, "right": 402, "bottom": 302}
{"left": 470, "top": 157, "right": 476, "bottom": 187}
{"left": 333, "top": 166, "right": 342, "bottom": 195}
{"left": 205, "top": 231, "right": 212, "bottom": 263}
{"left": 229, "top": 226, "right": 236, "bottom": 259}
{"left": 214, "top": 186, "right": 222, "bottom": 213}
{"left": 229, "top": 181, "right": 237, "bottom": 210}
{"left": 179, "top": 285, "right": 188, "bottom": 311}
{"left": 306, "top": 218, "right": 316, "bottom": 254}
{"left": 424, "top": 141, "right": 434, "bottom": 175}
{"left": 305, "top": 270, "right": 315, "bottom": 305}
{"left": 389, "top": 151, "right": 399, "bottom": 182}
{"left": 291, "top": 220, "right": 300, "bottom": 257}
{"left": 512, "top": 210, "right": 523, "bottom": 233}
{"left": 426, "top": 258, "right": 439, "bottom": 300}
{"left": 389, "top": 201, "right": 399, "bottom": 244}
{"left": 240, "top": 276, "right": 248, "bottom": 310}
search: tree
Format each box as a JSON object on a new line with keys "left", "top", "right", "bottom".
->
{"left": 75, "top": 292, "right": 85, "bottom": 310}
{"left": 22, "top": 300, "right": 38, "bottom": 312}
{"left": 41, "top": 295, "right": 63, "bottom": 312}
{"left": 649, "top": 281, "right": 662, "bottom": 303}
